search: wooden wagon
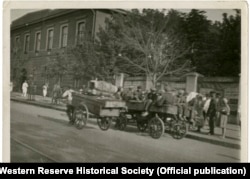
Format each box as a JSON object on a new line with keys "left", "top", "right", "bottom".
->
{"left": 116, "top": 100, "right": 187, "bottom": 139}
{"left": 70, "top": 93, "right": 126, "bottom": 130}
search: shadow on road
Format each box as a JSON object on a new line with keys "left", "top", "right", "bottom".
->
{"left": 37, "top": 115, "right": 96, "bottom": 130}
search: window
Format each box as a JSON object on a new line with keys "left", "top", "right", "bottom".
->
{"left": 15, "top": 36, "right": 20, "bottom": 46}
{"left": 47, "top": 29, "right": 54, "bottom": 50}
{"left": 14, "top": 36, "right": 20, "bottom": 53}
{"left": 24, "top": 34, "right": 30, "bottom": 53}
{"left": 76, "top": 21, "right": 85, "bottom": 45}
{"left": 35, "top": 32, "right": 41, "bottom": 52}
{"left": 60, "top": 25, "right": 68, "bottom": 47}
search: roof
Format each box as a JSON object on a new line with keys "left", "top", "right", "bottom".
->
{"left": 11, "top": 9, "right": 127, "bottom": 30}
{"left": 11, "top": 9, "right": 76, "bottom": 29}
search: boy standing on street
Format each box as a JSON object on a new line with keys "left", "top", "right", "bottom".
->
{"left": 62, "top": 86, "right": 75, "bottom": 122}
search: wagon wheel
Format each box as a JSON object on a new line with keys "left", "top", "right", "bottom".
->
{"left": 172, "top": 121, "right": 188, "bottom": 139}
{"left": 148, "top": 116, "right": 165, "bottom": 139}
{"left": 116, "top": 113, "right": 127, "bottom": 131}
{"left": 97, "top": 117, "right": 111, "bottom": 131}
{"left": 74, "top": 104, "right": 89, "bottom": 130}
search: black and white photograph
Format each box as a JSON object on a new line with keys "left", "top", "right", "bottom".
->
{"left": 3, "top": 1, "right": 248, "bottom": 163}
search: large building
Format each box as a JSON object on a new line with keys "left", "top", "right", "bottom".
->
{"left": 11, "top": 9, "right": 125, "bottom": 94}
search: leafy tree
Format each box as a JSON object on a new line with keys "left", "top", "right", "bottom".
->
{"left": 42, "top": 51, "right": 71, "bottom": 85}
{"left": 98, "top": 9, "right": 192, "bottom": 87}
{"left": 10, "top": 45, "right": 29, "bottom": 91}
{"left": 71, "top": 40, "right": 117, "bottom": 83}
{"left": 216, "top": 10, "right": 241, "bottom": 76}
{"left": 182, "top": 9, "right": 241, "bottom": 76}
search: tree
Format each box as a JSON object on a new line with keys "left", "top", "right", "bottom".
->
{"left": 181, "top": 9, "right": 241, "bottom": 77}
{"left": 11, "top": 44, "right": 29, "bottom": 91}
{"left": 98, "top": 9, "right": 192, "bottom": 87}
{"left": 71, "top": 39, "right": 117, "bottom": 83}
{"left": 216, "top": 10, "right": 241, "bottom": 76}
{"left": 42, "top": 51, "right": 71, "bottom": 85}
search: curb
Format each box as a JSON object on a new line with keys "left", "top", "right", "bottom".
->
{"left": 185, "top": 133, "right": 240, "bottom": 150}
{"left": 11, "top": 97, "right": 241, "bottom": 150}
{"left": 11, "top": 98, "right": 66, "bottom": 112}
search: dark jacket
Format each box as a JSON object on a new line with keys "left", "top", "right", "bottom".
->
{"left": 156, "top": 92, "right": 175, "bottom": 106}
{"left": 147, "top": 92, "right": 158, "bottom": 102}
{"left": 207, "top": 98, "right": 217, "bottom": 116}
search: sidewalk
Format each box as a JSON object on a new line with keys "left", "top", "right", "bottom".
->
{"left": 10, "top": 92, "right": 241, "bottom": 149}
{"left": 11, "top": 92, "right": 66, "bottom": 112}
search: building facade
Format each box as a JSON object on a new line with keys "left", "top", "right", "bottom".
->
{"left": 11, "top": 9, "right": 125, "bottom": 94}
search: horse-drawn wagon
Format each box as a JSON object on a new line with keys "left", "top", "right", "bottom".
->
{"left": 116, "top": 100, "right": 187, "bottom": 139}
{"left": 68, "top": 80, "right": 126, "bottom": 130}
{"left": 70, "top": 93, "right": 127, "bottom": 130}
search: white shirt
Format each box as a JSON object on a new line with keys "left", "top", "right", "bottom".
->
{"left": 22, "top": 82, "right": 28, "bottom": 89}
{"left": 203, "top": 98, "right": 211, "bottom": 113}
{"left": 186, "top": 92, "right": 198, "bottom": 103}
{"left": 62, "top": 89, "right": 74, "bottom": 103}
{"left": 43, "top": 85, "right": 48, "bottom": 90}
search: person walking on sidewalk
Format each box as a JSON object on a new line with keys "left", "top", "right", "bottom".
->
{"left": 52, "top": 83, "right": 62, "bottom": 104}
{"left": 219, "top": 98, "right": 230, "bottom": 138}
{"left": 22, "top": 80, "right": 28, "bottom": 97}
{"left": 203, "top": 93, "right": 211, "bottom": 128}
{"left": 42, "top": 83, "right": 49, "bottom": 98}
{"left": 207, "top": 91, "right": 217, "bottom": 135}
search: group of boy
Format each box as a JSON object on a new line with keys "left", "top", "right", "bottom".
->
{"left": 121, "top": 85, "right": 230, "bottom": 138}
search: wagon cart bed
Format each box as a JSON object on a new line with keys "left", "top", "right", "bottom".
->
{"left": 71, "top": 93, "right": 126, "bottom": 130}
{"left": 126, "top": 100, "right": 177, "bottom": 114}
{"left": 117, "top": 100, "right": 187, "bottom": 139}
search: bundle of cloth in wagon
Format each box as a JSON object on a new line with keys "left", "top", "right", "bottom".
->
{"left": 61, "top": 80, "right": 230, "bottom": 140}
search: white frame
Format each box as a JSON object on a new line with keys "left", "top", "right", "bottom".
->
{"left": 46, "top": 27, "right": 54, "bottom": 51}
{"left": 23, "top": 33, "right": 30, "bottom": 53}
{"left": 75, "top": 19, "right": 86, "bottom": 45}
{"left": 34, "top": 31, "right": 41, "bottom": 52}
{"left": 59, "top": 24, "right": 68, "bottom": 48}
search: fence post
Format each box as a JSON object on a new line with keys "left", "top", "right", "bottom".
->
{"left": 184, "top": 72, "right": 203, "bottom": 93}
{"left": 115, "top": 73, "right": 124, "bottom": 87}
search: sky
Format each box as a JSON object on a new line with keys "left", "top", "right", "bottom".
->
{"left": 11, "top": 9, "right": 237, "bottom": 22}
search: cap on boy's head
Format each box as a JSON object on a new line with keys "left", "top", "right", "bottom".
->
{"left": 223, "top": 98, "right": 228, "bottom": 104}
{"left": 210, "top": 91, "right": 216, "bottom": 95}
{"left": 216, "top": 93, "right": 221, "bottom": 97}
{"left": 164, "top": 85, "right": 171, "bottom": 92}
{"left": 178, "top": 89, "right": 184, "bottom": 95}
{"left": 150, "top": 87, "right": 156, "bottom": 91}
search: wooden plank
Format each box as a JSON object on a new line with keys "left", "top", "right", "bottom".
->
{"left": 99, "top": 109, "right": 120, "bottom": 117}
{"left": 72, "top": 93, "right": 126, "bottom": 108}
{"left": 126, "top": 101, "right": 177, "bottom": 115}
{"left": 72, "top": 93, "right": 126, "bottom": 116}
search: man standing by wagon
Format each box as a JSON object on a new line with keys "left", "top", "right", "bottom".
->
{"left": 62, "top": 86, "right": 75, "bottom": 122}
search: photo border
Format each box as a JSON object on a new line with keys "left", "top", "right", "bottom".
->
{"left": 3, "top": 0, "right": 248, "bottom": 162}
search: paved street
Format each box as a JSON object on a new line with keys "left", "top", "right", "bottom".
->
{"left": 11, "top": 101, "right": 241, "bottom": 163}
